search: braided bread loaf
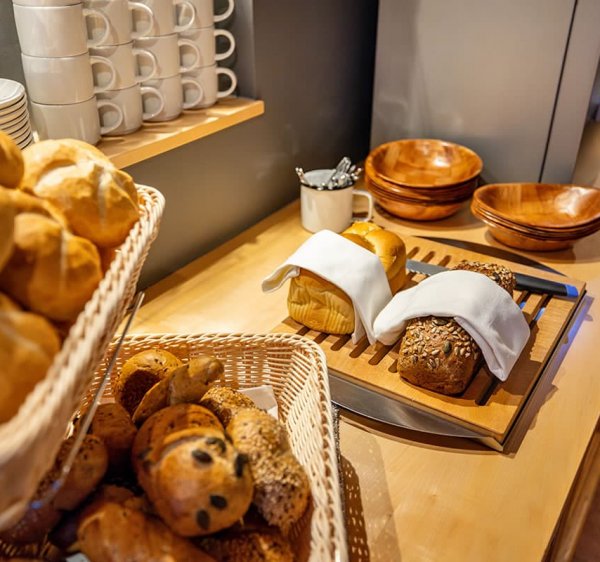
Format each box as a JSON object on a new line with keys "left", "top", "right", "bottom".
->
{"left": 287, "top": 222, "right": 406, "bottom": 334}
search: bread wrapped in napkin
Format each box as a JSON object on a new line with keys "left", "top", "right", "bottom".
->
{"left": 374, "top": 261, "right": 530, "bottom": 395}
{"left": 262, "top": 223, "right": 406, "bottom": 343}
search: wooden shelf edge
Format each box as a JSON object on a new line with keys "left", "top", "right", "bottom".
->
{"left": 97, "top": 97, "right": 265, "bottom": 168}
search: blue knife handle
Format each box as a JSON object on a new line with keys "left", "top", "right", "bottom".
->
{"left": 515, "top": 273, "right": 578, "bottom": 298}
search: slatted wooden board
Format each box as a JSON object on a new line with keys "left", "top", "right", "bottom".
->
{"left": 274, "top": 234, "right": 586, "bottom": 449}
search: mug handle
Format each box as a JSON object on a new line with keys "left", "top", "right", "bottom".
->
{"left": 214, "top": 29, "right": 235, "bottom": 62}
{"left": 133, "top": 48, "right": 159, "bottom": 82}
{"left": 90, "top": 56, "right": 117, "bottom": 93}
{"left": 181, "top": 77, "right": 204, "bottom": 110}
{"left": 83, "top": 8, "right": 111, "bottom": 48}
{"left": 178, "top": 39, "right": 202, "bottom": 73}
{"left": 140, "top": 86, "right": 165, "bottom": 121}
{"left": 351, "top": 190, "right": 374, "bottom": 222}
{"left": 213, "top": 0, "right": 234, "bottom": 23}
{"left": 129, "top": 1, "right": 155, "bottom": 39}
{"left": 216, "top": 67, "right": 237, "bottom": 98}
{"left": 173, "top": 0, "right": 195, "bottom": 32}
{"left": 97, "top": 100, "right": 124, "bottom": 136}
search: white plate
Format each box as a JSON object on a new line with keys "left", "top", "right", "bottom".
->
{"left": 0, "top": 96, "right": 27, "bottom": 117}
{"left": 17, "top": 134, "right": 34, "bottom": 149}
{"left": 10, "top": 125, "right": 32, "bottom": 145}
{"left": 0, "top": 106, "right": 28, "bottom": 127}
{"left": 0, "top": 80, "right": 26, "bottom": 110}
{"left": 1, "top": 113, "right": 30, "bottom": 135}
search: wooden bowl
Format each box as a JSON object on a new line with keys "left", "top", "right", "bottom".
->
{"left": 367, "top": 139, "right": 483, "bottom": 188}
{"left": 473, "top": 183, "right": 600, "bottom": 230}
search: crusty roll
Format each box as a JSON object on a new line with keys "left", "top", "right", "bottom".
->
{"left": 226, "top": 408, "right": 310, "bottom": 534}
{"left": 20, "top": 138, "right": 139, "bottom": 248}
{"left": 199, "top": 528, "right": 294, "bottom": 562}
{"left": 0, "top": 293, "right": 61, "bottom": 423}
{"left": 115, "top": 349, "right": 182, "bottom": 415}
{"left": 0, "top": 212, "right": 102, "bottom": 322}
{"left": 287, "top": 222, "right": 406, "bottom": 334}
{"left": 77, "top": 502, "right": 216, "bottom": 562}
{"left": 0, "top": 130, "right": 24, "bottom": 189}
{"left": 0, "top": 187, "right": 15, "bottom": 272}
{"left": 91, "top": 403, "right": 137, "bottom": 472}
{"left": 397, "top": 260, "right": 516, "bottom": 395}
{"left": 200, "top": 386, "right": 258, "bottom": 427}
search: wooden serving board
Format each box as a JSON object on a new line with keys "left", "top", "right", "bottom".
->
{"left": 273, "top": 234, "right": 586, "bottom": 450}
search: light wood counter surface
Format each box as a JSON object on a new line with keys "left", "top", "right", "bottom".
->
{"left": 131, "top": 200, "right": 600, "bottom": 562}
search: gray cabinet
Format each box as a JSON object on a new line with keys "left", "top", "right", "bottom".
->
{"left": 371, "top": 0, "right": 600, "bottom": 183}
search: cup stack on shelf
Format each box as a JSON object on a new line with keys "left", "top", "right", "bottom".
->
{"left": 176, "top": 0, "right": 238, "bottom": 109}
{"left": 84, "top": 0, "right": 169, "bottom": 134}
{"left": 12, "top": 0, "right": 124, "bottom": 144}
{"left": 0, "top": 79, "right": 33, "bottom": 149}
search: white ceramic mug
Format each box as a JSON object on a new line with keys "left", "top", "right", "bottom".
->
{"left": 181, "top": 64, "right": 236, "bottom": 109}
{"left": 84, "top": 0, "right": 154, "bottom": 44}
{"left": 140, "top": 74, "right": 185, "bottom": 121}
{"left": 179, "top": 27, "right": 235, "bottom": 68}
{"left": 30, "top": 97, "right": 123, "bottom": 144}
{"left": 12, "top": 0, "right": 80, "bottom": 5}
{"left": 13, "top": 4, "right": 110, "bottom": 57}
{"left": 96, "top": 83, "right": 164, "bottom": 135}
{"left": 90, "top": 42, "right": 158, "bottom": 89}
{"left": 300, "top": 170, "right": 374, "bottom": 233}
{"left": 175, "top": 0, "right": 234, "bottom": 28}
{"left": 130, "top": 0, "right": 195, "bottom": 36}
{"left": 134, "top": 34, "right": 201, "bottom": 77}
{"left": 21, "top": 52, "right": 116, "bottom": 104}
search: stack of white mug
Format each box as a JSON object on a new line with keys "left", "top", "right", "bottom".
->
{"left": 84, "top": 0, "right": 170, "bottom": 135}
{"left": 13, "top": 0, "right": 128, "bottom": 143}
{"left": 128, "top": 0, "right": 212, "bottom": 121}
{"left": 175, "top": 0, "right": 237, "bottom": 110}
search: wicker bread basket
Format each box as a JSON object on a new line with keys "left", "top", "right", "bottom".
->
{"left": 0, "top": 333, "right": 348, "bottom": 562}
{"left": 0, "top": 185, "right": 164, "bottom": 530}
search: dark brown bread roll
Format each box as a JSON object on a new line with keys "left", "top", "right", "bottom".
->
{"left": 199, "top": 528, "right": 294, "bottom": 562}
{"left": 91, "top": 403, "right": 137, "bottom": 472}
{"left": 200, "top": 386, "right": 258, "bottom": 427}
{"left": 396, "top": 260, "right": 516, "bottom": 395}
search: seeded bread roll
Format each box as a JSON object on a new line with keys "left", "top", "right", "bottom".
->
{"left": 132, "top": 405, "right": 253, "bottom": 537}
{"left": 199, "top": 528, "right": 294, "bottom": 562}
{"left": 20, "top": 138, "right": 139, "bottom": 248}
{"left": 77, "top": 502, "right": 216, "bottom": 562}
{"left": 226, "top": 408, "right": 309, "bottom": 534}
{"left": 397, "top": 261, "right": 516, "bottom": 395}
{"left": 91, "top": 403, "right": 137, "bottom": 472}
{"left": 288, "top": 222, "right": 407, "bottom": 334}
{"left": 115, "top": 349, "right": 182, "bottom": 415}
{"left": 200, "top": 386, "right": 258, "bottom": 427}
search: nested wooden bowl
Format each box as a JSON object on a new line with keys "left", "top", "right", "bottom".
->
{"left": 473, "top": 183, "right": 600, "bottom": 230}
{"left": 367, "top": 139, "right": 483, "bottom": 188}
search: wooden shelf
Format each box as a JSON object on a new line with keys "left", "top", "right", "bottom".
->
{"left": 97, "top": 97, "right": 264, "bottom": 168}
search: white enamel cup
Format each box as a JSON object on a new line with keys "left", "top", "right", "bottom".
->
{"left": 178, "top": 27, "right": 235, "bottom": 68}
{"left": 13, "top": 3, "right": 110, "bottom": 56}
{"left": 30, "top": 96, "right": 123, "bottom": 144}
{"left": 175, "top": 0, "right": 234, "bottom": 28}
{"left": 90, "top": 42, "right": 159, "bottom": 89}
{"left": 300, "top": 169, "right": 374, "bottom": 233}
{"left": 181, "top": 64, "right": 236, "bottom": 109}
{"left": 21, "top": 52, "right": 117, "bottom": 104}
{"left": 96, "top": 84, "right": 164, "bottom": 135}
{"left": 84, "top": 0, "right": 155, "bottom": 44}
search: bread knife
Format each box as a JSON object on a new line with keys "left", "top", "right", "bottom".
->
{"left": 406, "top": 259, "right": 579, "bottom": 298}
{"left": 328, "top": 370, "right": 482, "bottom": 438}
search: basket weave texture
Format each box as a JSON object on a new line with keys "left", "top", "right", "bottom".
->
{"left": 93, "top": 333, "right": 348, "bottom": 562}
{"left": 0, "top": 185, "right": 164, "bottom": 529}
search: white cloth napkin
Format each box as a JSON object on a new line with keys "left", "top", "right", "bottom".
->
{"left": 239, "top": 385, "right": 279, "bottom": 419}
{"left": 373, "top": 270, "right": 530, "bottom": 381}
{"left": 261, "top": 230, "right": 392, "bottom": 344}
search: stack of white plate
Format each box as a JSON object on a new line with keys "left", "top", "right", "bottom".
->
{"left": 0, "top": 79, "right": 33, "bottom": 149}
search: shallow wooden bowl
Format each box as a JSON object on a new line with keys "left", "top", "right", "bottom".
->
{"left": 473, "top": 183, "right": 600, "bottom": 229}
{"left": 367, "top": 139, "right": 483, "bottom": 188}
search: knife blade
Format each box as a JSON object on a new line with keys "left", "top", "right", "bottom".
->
{"left": 406, "top": 259, "right": 579, "bottom": 298}
{"left": 328, "top": 370, "right": 482, "bottom": 438}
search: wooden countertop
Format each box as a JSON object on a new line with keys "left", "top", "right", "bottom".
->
{"left": 131, "top": 200, "right": 600, "bottom": 562}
